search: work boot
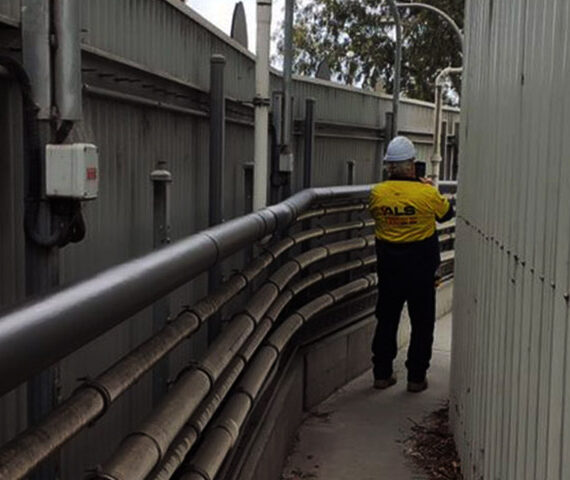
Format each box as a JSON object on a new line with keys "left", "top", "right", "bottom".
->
{"left": 407, "top": 379, "right": 428, "bottom": 393}
{"left": 374, "top": 376, "right": 397, "bottom": 390}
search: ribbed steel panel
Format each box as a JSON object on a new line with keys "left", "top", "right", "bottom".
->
{"left": 0, "top": 0, "right": 20, "bottom": 24}
{"left": 0, "top": 77, "right": 27, "bottom": 445}
{"left": 80, "top": 0, "right": 255, "bottom": 101}
{"left": 451, "top": 0, "right": 570, "bottom": 478}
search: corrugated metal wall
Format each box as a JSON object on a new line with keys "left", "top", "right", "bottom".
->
{"left": 451, "top": 0, "right": 570, "bottom": 479}
{"left": 0, "top": 1, "right": 460, "bottom": 476}
{"left": 0, "top": 0, "right": 20, "bottom": 24}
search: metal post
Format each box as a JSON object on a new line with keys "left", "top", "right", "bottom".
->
{"left": 150, "top": 164, "right": 172, "bottom": 404}
{"left": 270, "top": 91, "right": 283, "bottom": 204}
{"left": 278, "top": 0, "right": 295, "bottom": 191}
{"left": 441, "top": 120, "right": 449, "bottom": 180}
{"left": 346, "top": 160, "right": 356, "bottom": 186}
{"left": 253, "top": 0, "right": 272, "bottom": 211}
{"left": 282, "top": 0, "right": 294, "bottom": 149}
{"left": 303, "top": 98, "right": 315, "bottom": 189}
{"left": 208, "top": 55, "right": 226, "bottom": 343}
{"left": 430, "top": 83, "right": 443, "bottom": 185}
{"left": 386, "top": 0, "right": 402, "bottom": 137}
{"left": 382, "top": 112, "right": 394, "bottom": 181}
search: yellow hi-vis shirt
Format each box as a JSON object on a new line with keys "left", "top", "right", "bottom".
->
{"left": 369, "top": 179, "right": 451, "bottom": 243}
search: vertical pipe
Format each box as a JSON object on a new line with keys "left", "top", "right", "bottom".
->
{"left": 453, "top": 121, "right": 460, "bottom": 180}
{"left": 431, "top": 67, "right": 462, "bottom": 185}
{"left": 208, "top": 55, "right": 226, "bottom": 343}
{"left": 303, "top": 98, "right": 315, "bottom": 189}
{"left": 253, "top": 0, "right": 272, "bottom": 211}
{"left": 387, "top": 0, "right": 402, "bottom": 136}
{"left": 282, "top": 0, "right": 294, "bottom": 148}
{"left": 209, "top": 55, "right": 226, "bottom": 229}
{"left": 441, "top": 120, "right": 448, "bottom": 181}
{"left": 22, "top": 3, "right": 59, "bottom": 479}
{"left": 21, "top": 0, "right": 52, "bottom": 119}
{"left": 430, "top": 84, "right": 443, "bottom": 185}
{"left": 270, "top": 91, "right": 283, "bottom": 204}
{"left": 53, "top": 0, "right": 82, "bottom": 120}
{"left": 346, "top": 160, "right": 356, "bottom": 186}
{"left": 382, "top": 112, "right": 394, "bottom": 181}
{"left": 150, "top": 163, "right": 172, "bottom": 404}
{"left": 301, "top": 98, "right": 314, "bottom": 250}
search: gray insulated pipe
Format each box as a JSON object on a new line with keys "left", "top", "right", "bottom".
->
{"left": 90, "top": 235, "right": 375, "bottom": 480}
{"left": 149, "top": 255, "right": 377, "bottom": 480}
{"left": 0, "top": 185, "right": 372, "bottom": 398}
{"left": 179, "top": 274, "right": 379, "bottom": 480}
{"left": 0, "top": 217, "right": 374, "bottom": 480}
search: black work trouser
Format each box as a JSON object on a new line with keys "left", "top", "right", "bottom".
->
{"left": 372, "top": 241, "right": 438, "bottom": 383}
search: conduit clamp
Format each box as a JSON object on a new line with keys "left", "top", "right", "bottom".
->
{"left": 176, "top": 361, "right": 216, "bottom": 390}
{"left": 252, "top": 95, "right": 271, "bottom": 107}
{"left": 124, "top": 430, "right": 164, "bottom": 461}
{"left": 74, "top": 377, "right": 113, "bottom": 424}
{"left": 183, "top": 464, "right": 212, "bottom": 480}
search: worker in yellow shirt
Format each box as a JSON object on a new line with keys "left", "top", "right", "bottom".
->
{"left": 369, "top": 136, "right": 454, "bottom": 393}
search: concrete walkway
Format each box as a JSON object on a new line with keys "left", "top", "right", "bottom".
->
{"left": 282, "top": 314, "right": 452, "bottom": 480}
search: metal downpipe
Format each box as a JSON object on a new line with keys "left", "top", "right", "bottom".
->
{"left": 253, "top": 0, "right": 273, "bottom": 210}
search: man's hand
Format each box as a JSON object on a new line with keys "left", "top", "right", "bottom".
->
{"left": 419, "top": 177, "right": 434, "bottom": 186}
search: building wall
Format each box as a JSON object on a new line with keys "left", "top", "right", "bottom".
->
{"left": 451, "top": 0, "right": 570, "bottom": 479}
{"left": 0, "top": 1, "right": 459, "bottom": 477}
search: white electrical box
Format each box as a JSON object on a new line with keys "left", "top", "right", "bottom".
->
{"left": 279, "top": 152, "right": 294, "bottom": 172}
{"left": 46, "top": 143, "right": 99, "bottom": 200}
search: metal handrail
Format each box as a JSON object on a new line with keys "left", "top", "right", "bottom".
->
{"left": 0, "top": 186, "right": 372, "bottom": 397}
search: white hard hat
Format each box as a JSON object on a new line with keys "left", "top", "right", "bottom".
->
{"left": 384, "top": 136, "right": 417, "bottom": 162}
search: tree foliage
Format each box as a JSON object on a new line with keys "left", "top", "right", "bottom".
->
{"left": 274, "top": 0, "right": 464, "bottom": 104}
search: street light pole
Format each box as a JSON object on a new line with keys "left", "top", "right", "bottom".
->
{"left": 395, "top": 2, "right": 464, "bottom": 52}
{"left": 386, "top": 0, "right": 402, "bottom": 138}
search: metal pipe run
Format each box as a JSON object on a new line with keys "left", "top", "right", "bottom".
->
{"left": 93, "top": 236, "right": 375, "bottom": 480}
{"left": 0, "top": 217, "right": 374, "bottom": 480}
{"left": 0, "top": 185, "right": 371, "bottom": 397}
{"left": 179, "top": 274, "right": 379, "bottom": 480}
{"left": 150, "top": 254, "right": 376, "bottom": 480}
{"left": 297, "top": 202, "right": 368, "bottom": 222}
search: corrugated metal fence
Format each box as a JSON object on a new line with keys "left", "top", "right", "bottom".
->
{"left": 451, "top": 0, "right": 570, "bottom": 478}
{"left": 0, "top": 1, "right": 459, "bottom": 477}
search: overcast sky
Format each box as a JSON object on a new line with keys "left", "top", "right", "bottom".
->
{"left": 185, "top": 0, "right": 286, "bottom": 54}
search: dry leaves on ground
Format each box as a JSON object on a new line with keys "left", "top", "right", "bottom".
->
{"left": 403, "top": 402, "right": 463, "bottom": 480}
